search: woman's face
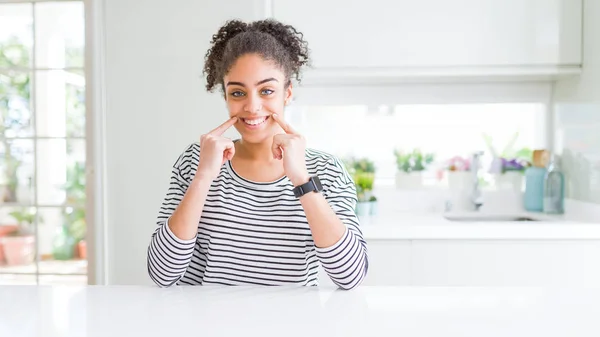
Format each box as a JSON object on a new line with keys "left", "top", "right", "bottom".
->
{"left": 223, "top": 53, "right": 292, "bottom": 144}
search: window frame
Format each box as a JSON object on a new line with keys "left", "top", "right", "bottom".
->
{"left": 0, "top": 0, "right": 105, "bottom": 285}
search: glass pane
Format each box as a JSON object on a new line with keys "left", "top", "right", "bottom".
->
{"left": 0, "top": 205, "right": 37, "bottom": 272}
{"left": 39, "top": 274, "right": 86, "bottom": 285}
{"left": 0, "top": 139, "right": 35, "bottom": 204}
{"left": 0, "top": 274, "right": 36, "bottom": 285}
{"left": 287, "top": 103, "right": 545, "bottom": 188}
{"left": 37, "top": 139, "right": 86, "bottom": 205}
{"left": 35, "top": 2, "right": 85, "bottom": 68}
{"left": 0, "top": 4, "right": 33, "bottom": 68}
{"left": 0, "top": 70, "right": 33, "bottom": 138}
{"left": 37, "top": 207, "right": 87, "bottom": 268}
{"left": 36, "top": 70, "right": 86, "bottom": 137}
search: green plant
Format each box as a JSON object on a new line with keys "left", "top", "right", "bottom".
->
{"left": 354, "top": 171, "right": 374, "bottom": 202}
{"left": 343, "top": 157, "right": 375, "bottom": 175}
{"left": 343, "top": 157, "right": 376, "bottom": 203}
{"left": 368, "top": 195, "right": 377, "bottom": 202}
{"left": 394, "top": 149, "right": 434, "bottom": 173}
{"left": 482, "top": 131, "right": 532, "bottom": 163}
{"left": 1, "top": 38, "right": 31, "bottom": 202}
{"left": 63, "top": 161, "right": 86, "bottom": 243}
{"left": 2, "top": 145, "right": 21, "bottom": 202}
{"left": 8, "top": 208, "right": 41, "bottom": 236}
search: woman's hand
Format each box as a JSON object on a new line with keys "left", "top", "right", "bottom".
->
{"left": 271, "top": 114, "right": 310, "bottom": 186}
{"left": 195, "top": 117, "right": 237, "bottom": 181}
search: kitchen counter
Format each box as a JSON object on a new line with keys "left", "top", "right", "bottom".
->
{"left": 2, "top": 285, "right": 600, "bottom": 337}
{"left": 359, "top": 212, "right": 600, "bottom": 240}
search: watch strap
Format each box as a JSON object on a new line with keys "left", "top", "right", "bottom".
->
{"left": 293, "top": 176, "right": 323, "bottom": 198}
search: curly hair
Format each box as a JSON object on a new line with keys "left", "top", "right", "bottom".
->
{"left": 203, "top": 19, "right": 310, "bottom": 92}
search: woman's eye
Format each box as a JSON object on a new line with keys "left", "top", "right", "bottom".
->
{"left": 231, "top": 91, "right": 245, "bottom": 97}
{"left": 261, "top": 89, "right": 274, "bottom": 95}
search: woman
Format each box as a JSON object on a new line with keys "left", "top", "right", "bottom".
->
{"left": 147, "top": 18, "right": 368, "bottom": 289}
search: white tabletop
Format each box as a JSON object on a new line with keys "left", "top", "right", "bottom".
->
{"left": 1, "top": 285, "right": 600, "bottom": 337}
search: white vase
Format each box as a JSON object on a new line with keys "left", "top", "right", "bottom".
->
{"left": 369, "top": 201, "right": 378, "bottom": 216}
{"left": 495, "top": 171, "right": 523, "bottom": 192}
{"left": 447, "top": 171, "right": 472, "bottom": 190}
{"left": 355, "top": 202, "right": 371, "bottom": 216}
{"left": 395, "top": 171, "right": 423, "bottom": 189}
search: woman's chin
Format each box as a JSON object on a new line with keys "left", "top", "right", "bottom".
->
{"left": 240, "top": 132, "right": 274, "bottom": 144}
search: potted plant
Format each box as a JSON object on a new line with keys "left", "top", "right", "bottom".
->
{"left": 444, "top": 155, "right": 471, "bottom": 190}
{"left": 66, "top": 207, "right": 86, "bottom": 259}
{"left": 368, "top": 195, "right": 378, "bottom": 216}
{"left": 493, "top": 157, "right": 530, "bottom": 192}
{"left": 353, "top": 169, "right": 375, "bottom": 216}
{"left": 394, "top": 149, "right": 434, "bottom": 189}
{"left": 484, "top": 132, "right": 532, "bottom": 192}
{"left": 344, "top": 157, "right": 376, "bottom": 216}
{"left": 63, "top": 161, "right": 87, "bottom": 259}
{"left": 0, "top": 208, "right": 37, "bottom": 266}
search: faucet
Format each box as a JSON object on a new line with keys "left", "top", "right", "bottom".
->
{"left": 470, "top": 151, "right": 484, "bottom": 211}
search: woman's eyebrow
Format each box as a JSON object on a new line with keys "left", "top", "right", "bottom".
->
{"left": 226, "top": 78, "right": 278, "bottom": 87}
{"left": 256, "top": 77, "right": 278, "bottom": 85}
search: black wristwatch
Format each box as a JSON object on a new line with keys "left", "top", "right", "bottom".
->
{"left": 293, "top": 176, "right": 323, "bottom": 198}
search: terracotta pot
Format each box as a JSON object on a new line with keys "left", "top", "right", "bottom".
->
{"left": 77, "top": 240, "right": 87, "bottom": 259}
{"left": 0, "top": 225, "right": 19, "bottom": 265}
{"left": 1, "top": 235, "right": 35, "bottom": 266}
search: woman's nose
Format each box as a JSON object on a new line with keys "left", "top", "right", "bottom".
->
{"left": 244, "top": 94, "right": 262, "bottom": 113}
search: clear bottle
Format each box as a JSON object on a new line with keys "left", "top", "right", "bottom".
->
{"left": 543, "top": 154, "right": 565, "bottom": 214}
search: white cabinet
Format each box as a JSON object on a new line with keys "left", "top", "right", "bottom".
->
{"left": 319, "top": 240, "right": 411, "bottom": 287}
{"left": 356, "top": 239, "right": 600, "bottom": 287}
{"left": 411, "top": 240, "right": 600, "bottom": 286}
{"left": 362, "top": 240, "right": 411, "bottom": 286}
{"left": 271, "top": 0, "right": 582, "bottom": 82}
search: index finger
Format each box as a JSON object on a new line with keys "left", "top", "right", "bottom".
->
{"left": 271, "top": 114, "right": 296, "bottom": 134}
{"left": 209, "top": 117, "right": 238, "bottom": 136}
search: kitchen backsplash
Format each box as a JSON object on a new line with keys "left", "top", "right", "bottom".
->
{"left": 554, "top": 103, "right": 600, "bottom": 204}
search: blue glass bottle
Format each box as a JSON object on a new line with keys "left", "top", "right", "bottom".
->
{"left": 543, "top": 155, "right": 565, "bottom": 214}
{"left": 524, "top": 166, "right": 547, "bottom": 212}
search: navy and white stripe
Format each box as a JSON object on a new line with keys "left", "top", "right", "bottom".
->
{"left": 147, "top": 143, "right": 368, "bottom": 289}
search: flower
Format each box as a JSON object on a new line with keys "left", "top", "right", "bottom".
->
{"left": 446, "top": 156, "right": 470, "bottom": 172}
{"left": 501, "top": 158, "right": 525, "bottom": 171}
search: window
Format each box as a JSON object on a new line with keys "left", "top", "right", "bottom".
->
{"left": 286, "top": 102, "right": 546, "bottom": 188}
{"left": 0, "top": 1, "right": 86, "bottom": 285}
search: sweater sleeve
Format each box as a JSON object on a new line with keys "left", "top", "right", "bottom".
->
{"left": 316, "top": 157, "right": 369, "bottom": 290}
{"left": 147, "top": 144, "right": 198, "bottom": 287}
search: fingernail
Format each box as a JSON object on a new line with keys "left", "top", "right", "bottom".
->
{"left": 273, "top": 114, "right": 278, "bottom": 117}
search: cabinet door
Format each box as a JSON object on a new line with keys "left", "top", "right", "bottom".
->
{"left": 411, "top": 240, "right": 600, "bottom": 287}
{"left": 272, "top": 0, "right": 581, "bottom": 69}
{"left": 320, "top": 240, "right": 411, "bottom": 286}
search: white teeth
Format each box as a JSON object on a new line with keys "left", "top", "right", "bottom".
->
{"left": 243, "top": 117, "right": 267, "bottom": 125}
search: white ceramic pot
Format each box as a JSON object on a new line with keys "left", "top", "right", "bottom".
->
{"left": 369, "top": 201, "right": 378, "bottom": 216}
{"left": 395, "top": 171, "right": 423, "bottom": 189}
{"left": 495, "top": 171, "right": 524, "bottom": 192}
{"left": 447, "top": 171, "right": 472, "bottom": 190}
{"left": 355, "top": 202, "right": 371, "bottom": 216}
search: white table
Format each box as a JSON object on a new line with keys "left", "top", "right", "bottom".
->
{"left": 1, "top": 285, "right": 599, "bottom": 337}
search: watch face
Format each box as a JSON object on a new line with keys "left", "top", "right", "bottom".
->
{"left": 313, "top": 176, "right": 323, "bottom": 191}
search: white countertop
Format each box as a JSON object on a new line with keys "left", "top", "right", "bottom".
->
{"left": 360, "top": 212, "right": 600, "bottom": 240}
{"left": 2, "top": 285, "right": 600, "bottom": 337}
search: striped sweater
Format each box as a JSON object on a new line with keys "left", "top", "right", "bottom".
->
{"left": 147, "top": 143, "right": 368, "bottom": 289}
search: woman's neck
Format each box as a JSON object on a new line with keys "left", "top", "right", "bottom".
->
{"left": 235, "top": 138, "right": 277, "bottom": 162}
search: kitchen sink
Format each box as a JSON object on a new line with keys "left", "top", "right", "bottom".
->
{"left": 443, "top": 214, "right": 540, "bottom": 222}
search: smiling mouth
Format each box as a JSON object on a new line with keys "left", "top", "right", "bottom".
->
{"left": 240, "top": 116, "right": 269, "bottom": 126}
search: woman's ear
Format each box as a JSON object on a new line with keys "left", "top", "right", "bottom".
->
{"left": 285, "top": 83, "right": 293, "bottom": 105}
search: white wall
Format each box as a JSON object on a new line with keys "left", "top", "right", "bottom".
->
{"left": 103, "top": 0, "right": 262, "bottom": 284}
{"left": 553, "top": 0, "right": 600, "bottom": 204}
{"left": 98, "top": 0, "right": 586, "bottom": 285}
